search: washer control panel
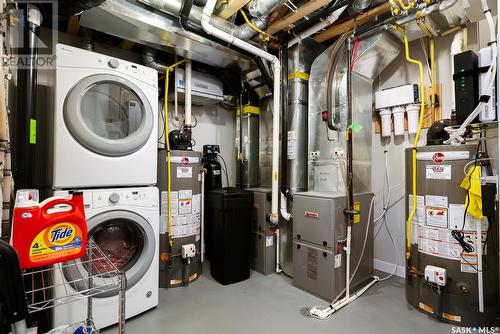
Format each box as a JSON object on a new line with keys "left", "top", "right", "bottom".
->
{"left": 53, "top": 188, "right": 158, "bottom": 209}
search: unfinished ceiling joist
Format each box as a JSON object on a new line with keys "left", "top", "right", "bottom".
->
{"left": 265, "top": 0, "right": 333, "bottom": 36}
{"left": 218, "top": 0, "right": 252, "bottom": 19}
{"left": 314, "top": 2, "right": 391, "bottom": 43}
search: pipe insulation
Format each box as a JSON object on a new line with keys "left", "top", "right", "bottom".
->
{"left": 201, "top": 0, "right": 281, "bottom": 224}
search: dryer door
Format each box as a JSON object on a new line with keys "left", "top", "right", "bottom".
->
{"left": 62, "top": 210, "right": 156, "bottom": 297}
{"left": 64, "top": 74, "right": 154, "bottom": 157}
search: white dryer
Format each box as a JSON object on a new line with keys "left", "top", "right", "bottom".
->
{"left": 49, "top": 44, "right": 158, "bottom": 188}
{"left": 52, "top": 187, "right": 159, "bottom": 329}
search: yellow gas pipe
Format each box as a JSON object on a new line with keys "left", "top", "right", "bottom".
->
{"left": 394, "top": 26, "right": 425, "bottom": 260}
{"left": 163, "top": 60, "right": 186, "bottom": 257}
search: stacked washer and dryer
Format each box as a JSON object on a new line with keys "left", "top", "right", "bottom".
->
{"left": 47, "top": 44, "right": 160, "bottom": 329}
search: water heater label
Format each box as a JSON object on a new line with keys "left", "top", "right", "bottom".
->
{"left": 417, "top": 151, "right": 469, "bottom": 161}
{"left": 425, "top": 207, "right": 448, "bottom": 229}
{"left": 177, "top": 166, "right": 192, "bottom": 178}
{"left": 425, "top": 165, "right": 451, "bottom": 180}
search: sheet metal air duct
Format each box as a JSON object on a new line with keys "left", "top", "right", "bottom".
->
{"left": 80, "top": 0, "right": 252, "bottom": 68}
{"left": 139, "top": 0, "right": 268, "bottom": 40}
{"left": 246, "top": 0, "right": 286, "bottom": 18}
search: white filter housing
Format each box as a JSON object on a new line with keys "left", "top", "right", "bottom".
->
{"left": 379, "top": 108, "right": 392, "bottom": 137}
{"left": 375, "top": 84, "right": 419, "bottom": 109}
{"left": 406, "top": 104, "right": 420, "bottom": 135}
{"left": 392, "top": 106, "right": 406, "bottom": 136}
{"left": 479, "top": 46, "right": 496, "bottom": 122}
{"left": 171, "top": 67, "right": 224, "bottom": 105}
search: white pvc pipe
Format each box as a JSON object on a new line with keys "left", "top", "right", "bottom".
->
{"left": 201, "top": 0, "right": 281, "bottom": 224}
{"left": 275, "top": 228, "right": 282, "bottom": 273}
{"left": 345, "top": 225, "right": 352, "bottom": 299}
{"left": 280, "top": 193, "right": 291, "bottom": 221}
{"left": 288, "top": 6, "right": 347, "bottom": 47}
{"left": 450, "top": 31, "right": 463, "bottom": 113}
{"left": 174, "top": 64, "right": 180, "bottom": 121}
{"left": 185, "top": 59, "right": 192, "bottom": 126}
{"left": 477, "top": 217, "right": 484, "bottom": 312}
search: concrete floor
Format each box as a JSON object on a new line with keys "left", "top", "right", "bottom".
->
{"left": 107, "top": 269, "right": 455, "bottom": 334}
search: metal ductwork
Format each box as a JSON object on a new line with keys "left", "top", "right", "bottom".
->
{"left": 246, "top": 0, "right": 286, "bottom": 18}
{"left": 80, "top": 0, "right": 254, "bottom": 69}
{"left": 139, "top": 0, "right": 268, "bottom": 40}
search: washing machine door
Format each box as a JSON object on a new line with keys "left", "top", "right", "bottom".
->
{"left": 62, "top": 210, "right": 156, "bottom": 297}
{"left": 64, "top": 74, "right": 154, "bottom": 157}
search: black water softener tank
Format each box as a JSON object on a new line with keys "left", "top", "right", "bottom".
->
{"left": 202, "top": 145, "right": 222, "bottom": 191}
{"left": 206, "top": 188, "right": 253, "bottom": 285}
{"left": 202, "top": 145, "right": 223, "bottom": 260}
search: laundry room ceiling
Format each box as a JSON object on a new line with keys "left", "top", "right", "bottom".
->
{"left": 79, "top": 0, "right": 253, "bottom": 70}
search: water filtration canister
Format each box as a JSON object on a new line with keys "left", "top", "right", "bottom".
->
{"left": 406, "top": 104, "right": 420, "bottom": 135}
{"left": 379, "top": 108, "right": 392, "bottom": 137}
{"left": 392, "top": 106, "right": 405, "bottom": 136}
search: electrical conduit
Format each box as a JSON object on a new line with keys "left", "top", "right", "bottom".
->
{"left": 393, "top": 25, "right": 425, "bottom": 261}
{"left": 201, "top": 0, "right": 281, "bottom": 225}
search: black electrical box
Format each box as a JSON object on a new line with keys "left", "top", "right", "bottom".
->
{"left": 454, "top": 50, "right": 479, "bottom": 125}
{"left": 206, "top": 188, "right": 253, "bottom": 285}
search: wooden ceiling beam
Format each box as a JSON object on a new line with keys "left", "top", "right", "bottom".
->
{"left": 218, "top": 0, "right": 252, "bottom": 19}
{"left": 314, "top": 2, "right": 391, "bottom": 43}
{"left": 264, "top": 0, "right": 332, "bottom": 36}
{"left": 66, "top": 16, "right": 80, "bottom": 35}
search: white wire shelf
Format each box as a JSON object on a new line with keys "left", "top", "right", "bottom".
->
{"left": 23, "top": 238, "right": 126, "bottom": 314}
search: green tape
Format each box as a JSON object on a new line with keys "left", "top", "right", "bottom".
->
{"left": 29, "top": 119, "right": 36, "bottom": 144}
{"left": 349, "top": 122, "right": 363, "bottom": 133}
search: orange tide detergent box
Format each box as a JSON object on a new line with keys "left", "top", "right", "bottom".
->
{"left": 10, "top": 190, "right": 88, "bottom": 269}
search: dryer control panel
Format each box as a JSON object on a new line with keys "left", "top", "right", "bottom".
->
{"left": 56, "top": 44, "right": 158, "bottom": 87}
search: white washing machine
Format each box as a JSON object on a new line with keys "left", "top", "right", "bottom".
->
{"left": 51, "top": 187, "right": 159, "bottom": 329}
{"left": 49, "top": 44, "right": 158, "bottom": 188}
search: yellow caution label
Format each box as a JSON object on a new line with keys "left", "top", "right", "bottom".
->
{"left": 353, "top": 202, "right": 361, "bottom": 224}
{"left": 170, "top": 279, "right": 182, "bottom": 285}
{"left": 188, "top": 273, "right": 198, "bottom": 282}
{"left": 273, "top": 172, "right": 278, "bottom": 181}
{"left": 288, "top": 71, "right": 310, "bottom": 81}
{"left": 442, "top": 312, "right": 461, "bottom": 323}
{"left": 419, "top": 302, "right": 434, "bottom": 314}
{"left": 236, "top": 105, "right": 260, "bottom": 116}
